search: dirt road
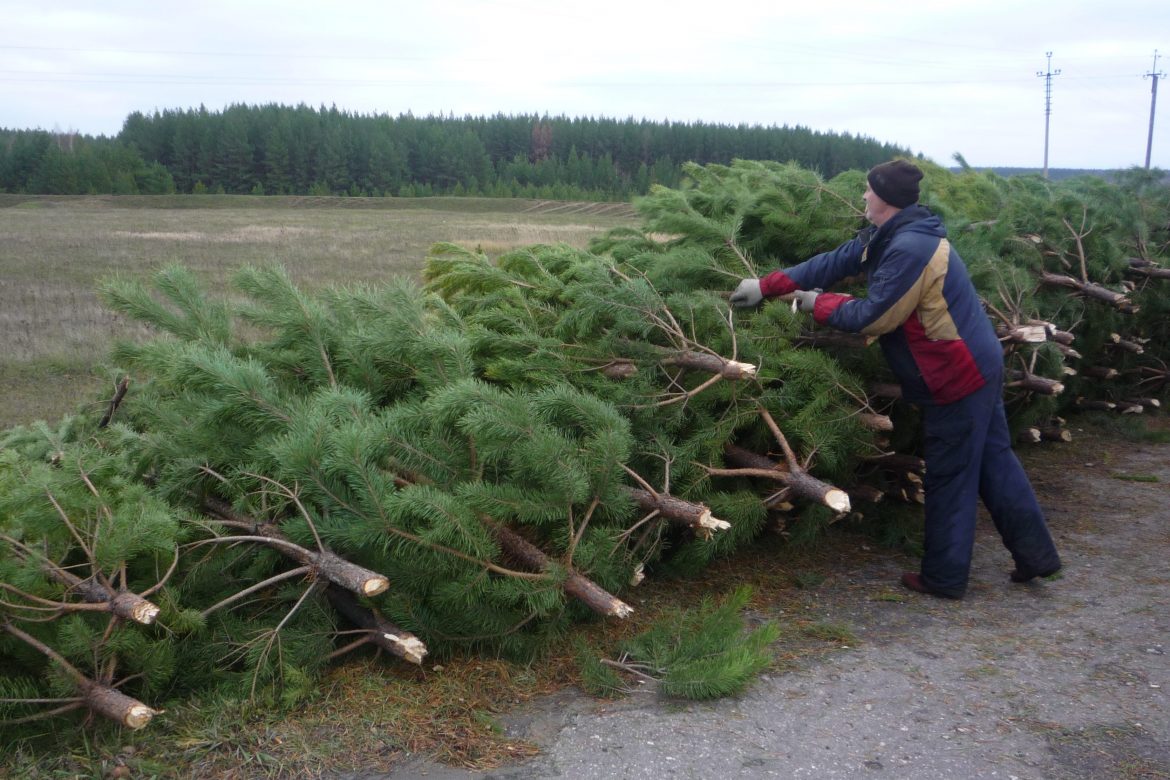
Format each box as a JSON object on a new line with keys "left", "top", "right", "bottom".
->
{"left": 372, "top": 420, "right": 1170, "bottom": 779}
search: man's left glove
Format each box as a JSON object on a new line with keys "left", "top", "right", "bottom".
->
{"left": 792, "top": 289, "right": 820, "bottom": 313}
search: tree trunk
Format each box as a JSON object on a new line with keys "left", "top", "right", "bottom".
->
{"left": 857, "top": 413, "right": 894, "bottom": 432}
{"left": 868, "top": 383, "right": 903, "bottom": 401}
{"left": 1039, "top": 271, "right": 1136, "bottom": 312}
{"left": 324, "top": 586, "right": 427, "bottom": 664}
{"left": 82, "top": 681, "right": 159, "bottom": 730}
{"left": 202, "top": 497, "right": 389, "bottom": 597}
{"left": 1126, "top": 258, "right": 1170, "bottom": 279}
{"left": 52, "top": 568, "right": 161, "bottom": 625}
{"left": 483, "top": 519, "right": 632, "bottom": 618}
{"left": 857, "top": 451, "right": 925, "bottom": 474}
{"left": 1107, "top": 336, "right": 1145, "bottom": 354}
{"left": 661, "top": 350, "right": 757, "bottom": 379}
{"left": 601, "top": 360, "right": 639, "bottom": 379}
{"left": 1007, "top": 370, "right": 1065, "bottom": 395}
{"left": 722, "top": 444, "right": 850, "bottom": 513}
{"left": 1040, "top": 426, "right": 1073, "bottom": 442}
{"left": 1018, "top": 427, "right": 1042, "bottom": 444}
{"left": 97, "top": 376, "right": 131, "bottom": 429}
{"left": 846, "top": 483, "right": 885, "bottom": 504}
{"left": 623, "top": 487, "right": 729, "bottom": 534}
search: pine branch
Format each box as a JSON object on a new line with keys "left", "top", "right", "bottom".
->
{"left": 0, "top": 620, "right": 159, "bottom": 729}
{"left": 203, "top": 495, "right": 547, "bottom": 583}
{"left": 1, "top": 538, "right": 164, "bottom": 625}
{"left": 199, "top": 565, "right": 314, "bottom": 618}
{"left": 97, "top": 376, "right": 131, "bottom": 429}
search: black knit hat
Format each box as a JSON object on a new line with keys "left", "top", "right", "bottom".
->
{"left": 867, "top": 160, "right": 923, "bottom": 209}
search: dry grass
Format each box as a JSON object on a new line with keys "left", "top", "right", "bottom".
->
{"left": 0, "top": 194, "right": 636, "bottom": 429}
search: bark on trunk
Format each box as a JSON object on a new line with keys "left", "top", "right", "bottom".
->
{"left": 1040, "top": 426, "right": 1073, "bottom": 442}
{"left": 1018, "top": 427, "right": 1042, "bottom": 444}
{"left": 1108, "top": 338, "right": 1145, "bottom": 354}
{"left": 325, "top": 586, "right": 427, "bottom": 664}
{"left": 1007, "top": 370, "right": 1065, "bottom": 395}
{"left": 722, "top": 444, "right": 850, "bottom": 513}
{"left": 202, "top": 496, "right": 389, "bottom": 597}
{"left": 1039, "top": 271, "right": 1136, "bottom": 312}
{"left": 846, "top": 484, "right": 886, "bottom": 504}
{"left": 623, "top": 487, "right": 729, "bottom": 534}
{"left": 601, "top": 360, "right": 639, "bottom": 379}
{"left": 661, "top": 350, "right": 757, "bottom": 379}
{"left": 82, "top": 681, "right": 159, "bottom": 730}
{"left": 857, "top": 451, "right": 926, "bottom": 474}
{"left": 55, "top": 570, "right": 161, "bottom": 625}
{"left": 857, "top": 413, "right": 894, "bottom": 432}
{"left": 97, "top": 376, "right": 131, "bottom": 429}
{"left": 483, "top": 519, "right": 632, "bottom": 618}
{"left": 1126, "top": 258, "right": 1170, "bottom": 279}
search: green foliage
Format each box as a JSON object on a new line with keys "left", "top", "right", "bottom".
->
{"left": 0, "top": 423, "right": 185, "bottom": 732}
{"left": 3, "top": 157, "right": 1168, "bottom": 738}
{"left": 608, "top": 586, "right": 779, "bottom": 700}
{"left": 3, "top": 108, "right": 910, "bottom": 198}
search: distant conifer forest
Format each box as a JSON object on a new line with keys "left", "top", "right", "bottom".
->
{"left": 1, "top": 103, "right": 911, "bottom": 199}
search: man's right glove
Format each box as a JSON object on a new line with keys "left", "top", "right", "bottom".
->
{"left": 792, "top": 289, "right": 820, "bottom": 313}
{"left": 729, "top": 278, "right": 764, "bottom": 308}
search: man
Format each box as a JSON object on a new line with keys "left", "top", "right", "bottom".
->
{"left": 729, "top": 159, "right": 1061, "bottom": 599}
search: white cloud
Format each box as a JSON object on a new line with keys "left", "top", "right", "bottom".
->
{"left": 1, "top": 0, "right": 1167, "bottom": 167}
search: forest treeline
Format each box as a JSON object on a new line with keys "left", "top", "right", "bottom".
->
{"left": 0, "top": 103, "right": 910, "bottom": 199}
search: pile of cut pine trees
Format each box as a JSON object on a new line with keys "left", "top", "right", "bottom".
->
{"left": 2, "top": 160, "right": 1167, "bottom": 734}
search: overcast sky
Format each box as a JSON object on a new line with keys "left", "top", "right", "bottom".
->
{"left": 3, "top": 0, "right": 1168, "bottom": 170}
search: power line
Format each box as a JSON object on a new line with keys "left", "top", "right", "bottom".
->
{"left": 1144, "top": 50, "right": 1165, "bottom": 170}
{"left": 1037, "top": 51, "right": 1061, "bottom": 179}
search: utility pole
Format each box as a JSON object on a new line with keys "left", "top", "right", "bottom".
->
{"left": 1144, "top": 50, "right": 1165, "bottom": 170}
{"left": 1037, "top": 52, "right": 1061, "bottom": 179}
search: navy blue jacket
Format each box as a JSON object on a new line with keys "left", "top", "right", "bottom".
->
{"left": 760, "top": 206, "right": 1002, "bottom": 405}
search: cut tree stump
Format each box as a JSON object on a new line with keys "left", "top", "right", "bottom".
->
{"left": 1039, "top": 271, "right": 1136, "bottom": 313}
{"left": 661, "top": 350, "right": 757, "bottom": 379}
{"left": 202, "top": 497, "right": 389, "bottom": 597}
{"left": 721, "top": 444, "right": 851, "bottom": 513}
{"left": 325, "top": 586, "right": 427, "bottom": 664}
{"left": 483, "top": 519, "right": 633, "bottom": 618}
{"left": 623, "top": 487, "right": 730, "bottom": 535}
{"left": 82, "top": 681, "right": 160, "bottom": 730}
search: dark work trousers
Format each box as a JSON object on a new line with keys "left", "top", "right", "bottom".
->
{"left": 919, "top": 376, "right": 1062, "bottom": 597}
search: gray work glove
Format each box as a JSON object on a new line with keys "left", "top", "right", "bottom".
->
{"left": 792, "top": 289, "right": 820, "bottom": 313}
{"left": 729, "top": 278, "right": 764, "bottom": 308}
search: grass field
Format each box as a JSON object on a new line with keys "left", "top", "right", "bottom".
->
{"left": 0, "top": 194, "right": 637, "bottom": 429}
